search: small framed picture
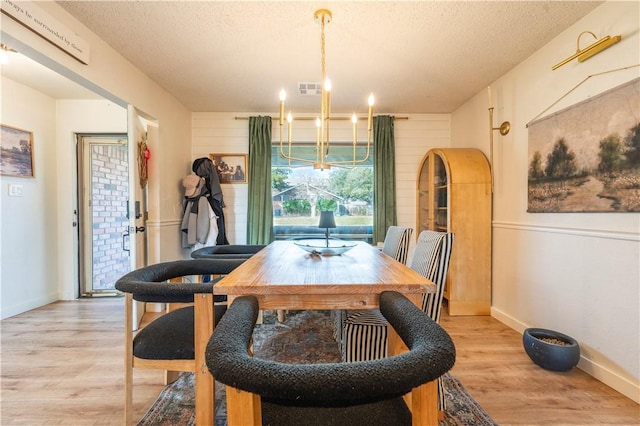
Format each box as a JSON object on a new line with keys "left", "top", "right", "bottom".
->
{"left": 209, "top": 153, "right": 247, "bottom": 184}
{"left": 1, "top": 124, "right": 35, "bottom": 178}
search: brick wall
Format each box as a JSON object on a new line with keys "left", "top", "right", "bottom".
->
{"left": 91, "top": 144, "right": 129, "bottom": 290}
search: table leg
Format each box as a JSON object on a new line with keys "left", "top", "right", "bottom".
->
{"left": 226, "top": 386, "right": 262, "bottom": 426}
{"left": 387, "top": 293, "right": 438, "bottom": 426}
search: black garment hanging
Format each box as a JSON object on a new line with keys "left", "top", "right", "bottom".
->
{"left": 192, "top": 157, "right": 229, "bottom": 245}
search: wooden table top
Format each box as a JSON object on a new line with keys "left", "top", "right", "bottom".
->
{"left": 213, "top": 241, "right": 435, "bottom": 296}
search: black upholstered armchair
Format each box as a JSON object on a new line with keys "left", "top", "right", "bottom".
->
{"left": 115, "top": 258, "right": 246, "bottom": 425}
{"left": 190, "top": 244, "right": 266, "bottom": 259}
{"left": 206, "top": 291, "right": 456, "bottom": 426}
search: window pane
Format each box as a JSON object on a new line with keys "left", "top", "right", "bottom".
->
{"left": 272, "top": 145, "right": 373, "bottom": 167}
{"left": 271, "top": 145, "right": 373, "bottom": 242}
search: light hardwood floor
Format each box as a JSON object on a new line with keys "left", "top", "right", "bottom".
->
{"left": 1, "top": 297, "right": 638, "bottom": 425}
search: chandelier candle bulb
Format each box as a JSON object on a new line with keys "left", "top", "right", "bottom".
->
{"left": 368, "top": 94, "right": 375, "bottom": 131}
{"left": 352, "top": 114, "right": 358, "bottom": 144}
{"left": 316, "top": 118, "right": 321, "bottom": 147}
{"left": 325, "top": 79, "right": 331, "bottom": 120}
{"left": 324, "top": 79, "right": 331, "bottom": 156}
{"left": 279, "top": 89, "right": 286, "bottom": 126}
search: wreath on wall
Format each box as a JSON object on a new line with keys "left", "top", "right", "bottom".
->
{"left": 138, "top": 136, "right": 150, "bottom": 189}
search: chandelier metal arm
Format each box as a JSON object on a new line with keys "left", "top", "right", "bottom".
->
{"left": 278, "top": 9, "right": 374, "bottom": 171}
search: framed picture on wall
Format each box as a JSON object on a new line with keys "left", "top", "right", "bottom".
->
{"left": 1, "top": 124, "right": 35, "bottom": 178}
{"left": 527, "top": 77, "right": 640, "bottom": 213}
{"left": 209, "top": 153, "right": 247, "bottom": 184}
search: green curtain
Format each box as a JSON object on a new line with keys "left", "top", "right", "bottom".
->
{"left": 373, "top": 115, "right": 396, "bottom": 244}
{"left": 247, "top": 116, "right": 274, "bottom": 244}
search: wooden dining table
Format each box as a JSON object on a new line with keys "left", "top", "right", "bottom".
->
{"left": 205, "top": 240, "right": 441, "bottom": 425}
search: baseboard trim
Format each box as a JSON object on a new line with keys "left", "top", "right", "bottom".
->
{"left": 491, "top": 306, "right": 640, "bottom": 404}
{"left": 0, "top": 292, "right": 58, "bottom": 320}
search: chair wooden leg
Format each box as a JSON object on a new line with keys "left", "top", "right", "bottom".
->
{"left": 124, "top": 294, "right": 134, "bottom": 426}
{"left": 277, "top": 309, "right": 285, "bottom": 323}
{"left": 226, "top": 386, "right": 262, "bottom": 426}
{"left": 410, "top": 380, "right": 439, "bottom": 426}
{"left": 194, "top": 293, "right": 215, "bottom": 425}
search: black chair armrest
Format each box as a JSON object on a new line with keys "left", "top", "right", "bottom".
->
{"left": 115, "top": 258, "right": 246, "bottom": 303}
{"left": 206, "top": 291, "right": 455, "bottom": 406}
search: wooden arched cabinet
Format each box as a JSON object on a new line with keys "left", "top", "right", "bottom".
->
{"left": 417, "top": 148, "right": 491, "bottom": 315}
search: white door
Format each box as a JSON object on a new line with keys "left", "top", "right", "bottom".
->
{"left": 127, "top": 106, "right": 149, "bottom": 327}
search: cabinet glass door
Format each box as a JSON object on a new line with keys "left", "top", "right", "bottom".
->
{"left": 433, "top": 154, "right": 448, "bottom": 231}
{"left": 418, "top": 160, "right": 431, "bottom": 232}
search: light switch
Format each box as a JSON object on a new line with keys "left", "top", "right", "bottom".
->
{"left": 8, "top": 184, "right": 23, "bottom": 197}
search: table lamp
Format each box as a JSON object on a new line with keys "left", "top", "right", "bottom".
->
{"left": 318, "top": 211, "right": 336, "bottom": 247}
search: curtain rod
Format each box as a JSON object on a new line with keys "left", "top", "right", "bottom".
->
{"left": 234, "top": 116, "right": 408, "bottom": 120}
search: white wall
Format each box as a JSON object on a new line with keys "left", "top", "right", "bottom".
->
{"left": 0, "top": 78, "right": 58, "bottom": 318}
{"left": 55, "top": 100, "right": 127, "bottom": 300}
{"left": 0, "top": 86, "right": 131, "bottom": 316}
{"left": 1, "top": 2, "right": 193, "bottom": 317}
{"left": 191, "top": 112, "right": 450, "bottom": 248}
{"left": 192, "top": 113, "right": 250, "bottom": 244}
{"left": 451, "top": 1, "right": 639, "bottom": 402}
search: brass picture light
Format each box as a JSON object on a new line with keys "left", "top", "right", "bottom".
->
{"left": 552, "top": 31, "right": 622, "bottom": 70}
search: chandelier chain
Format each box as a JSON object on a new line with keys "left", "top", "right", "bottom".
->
{"left": 320, "top": 15, "right": 326, "bottom": 82}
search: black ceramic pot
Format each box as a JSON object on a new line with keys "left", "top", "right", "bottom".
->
{"left": 523, "top": 328, "right": 580, "bottom": 372}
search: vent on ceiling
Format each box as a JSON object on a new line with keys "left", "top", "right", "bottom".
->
{"left": 298, "top": 82, "right": 322, "bottom": 95}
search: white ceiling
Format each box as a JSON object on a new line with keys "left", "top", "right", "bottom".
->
{"left": 7, "top": 1, "right": 603, "bottom": 114}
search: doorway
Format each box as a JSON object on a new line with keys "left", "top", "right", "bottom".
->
{"left": 77, "top": 134, "right": 130, "bottom": 296}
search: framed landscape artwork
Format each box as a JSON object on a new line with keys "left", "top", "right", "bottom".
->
{"left": 209, "top": 153, "right": 247, "bottom": 184}
{"left": 527, "top": 77, "right": 640, "bottom": 212}
{"left": 1, "top": 124, "right": 35, "bottom": 178}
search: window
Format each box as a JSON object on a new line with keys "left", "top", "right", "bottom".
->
{"left": 271, "top": 145, "right": 374, "bottom": 242}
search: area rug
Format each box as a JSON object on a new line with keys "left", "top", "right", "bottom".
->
{"left": 138, "top": 310, "right": 497, "bottom": 426}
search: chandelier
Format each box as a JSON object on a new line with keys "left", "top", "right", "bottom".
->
{"left": 278, "top": 9, "right": 374, "bottom": 170}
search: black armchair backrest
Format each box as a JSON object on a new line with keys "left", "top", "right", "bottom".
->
{"left": 206, "top": 291, "right": 456, "bottom": 407}
{"left": 190, "top": 244, "right": 266, "bottom": 259}
{"left": 115, "top": 258, "right": 246, "bottom": 303}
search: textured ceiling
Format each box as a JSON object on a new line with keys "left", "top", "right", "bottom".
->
{"left": 34, "top": 2, "right": 604, "bottom": 113}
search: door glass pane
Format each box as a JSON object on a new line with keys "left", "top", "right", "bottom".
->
{"left": 90, "top": 143, "right": 129, "bottom": 291}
